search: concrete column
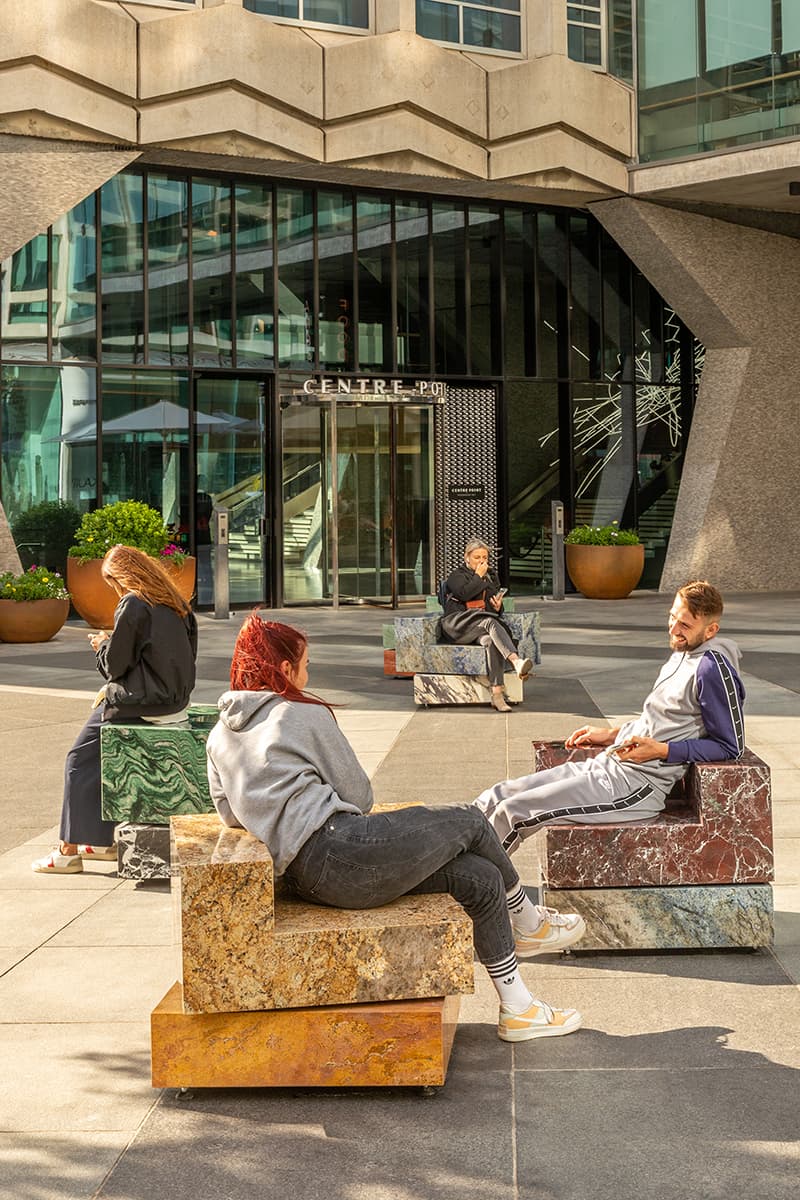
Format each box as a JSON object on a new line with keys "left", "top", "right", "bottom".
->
{"left": 374, "top": 0, "right": 416, "bottom": 35}
{"left": 0, "top": 135, "right": 140, "bottom": 263}
{"left": 590, "top": 197, "right": 800, "bottom": 592}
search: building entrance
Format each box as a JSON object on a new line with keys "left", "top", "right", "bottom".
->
{"left": 280, "top": 392, "right": 437, "bottom": 606}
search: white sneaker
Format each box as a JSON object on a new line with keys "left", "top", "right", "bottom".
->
{"left": 513, "top": 657, "right": 533, "bottom": 679}
{"left": 514, "top": 907, "right": 586, "bottom": 957}
{"left": 32, "top": 850, "right": 83, "bottom": 875}
{"left": 498, "top": 999, "right": 582, "bottom": 1042}
{"left": 78, "top": 844, "right": 117, "bottom": 861}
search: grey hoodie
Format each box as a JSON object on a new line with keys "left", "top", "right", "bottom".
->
{"left": 206, "top": 691, "right": 373, "bottom": 875}
{"left": 610, "top": 633, "right": 745, "bottom": 794}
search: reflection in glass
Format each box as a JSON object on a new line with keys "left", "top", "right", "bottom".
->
{"left": 503, "top": 210, "right": 535, "bottom": 377}
{"left": 535, "top": 212, "right": 567, "bottom": 378}
{"left": 396, "top": 200, "right": 430, "bottom": 372}
{"left": 282, "top": 399, "right": 326, "bottom": 603}
{"left": 100, "top": 370, "right": 189, "bottom": 530}
{"left": 572, "top": 384, "right": 634, "bottom": 526}
{"left": 505, "top": 381, "right": 559, "bottom": 593}
{"left": 704, "top": 0, "right": 770, "bottom": 71}
{"left": 356, "top": 196, "right": 393, "bottom": 373}
{"left": 395, "top": 405, "right": 434, "bottom": 598}
{"left": 277, "top": 188, "right": 315, "bottom": 369}
{"left": 236, "top": 183, "right": 274, "bottom": 367}
{"left": 600, "top": 228, "right": 631, "bottom": 382}
{"left": 432, "top": 201, "right": 466, "bottom": 375}
{"left": 0, "top": 364, "right": 97, "bottom": 522}
{"left": 100, "top": 172, "right": 144, "bottom": 362}
{"left": 192, "top": 178, "right": 232, "bottom": 367}
{"left": 569, "top": 215, "right": 601, "bottom": 380}
{"left": 1, "top": 234, "right": 49, "bottom": 361}
{"left": 148, "top": 175, "right": 189, "bottom": 365}
{"left": 335, "top": 405, "right": 392, "bottom": 601}
{"left": 196, "top": 377, "right": 265, "bottom": 607}
{"left": 53, "top": 196, "right": 97, "bottom": 362}
{"left": 469, "top": 206, "right": 501, "bottom": 375}
{"left": 416, "top": 0, "right": 459, "bottom": 43}
{"left": 462, "top": 8, "right": 521, "bottom": 52}
{"left": 318, "top": 191, "right": 354, "bottom": 372}
{"left": 244, "top": 0, "right": 368, "bottom": 25}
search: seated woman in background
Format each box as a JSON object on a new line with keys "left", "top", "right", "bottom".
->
{"left": 32, "top": 544, "right": 198, "bottom": 875}
{"left": 205, "top": 615, "right": 584, "bottom": 1044}
{"left": 440, "top": 538, "right": 532, "bottom": 713}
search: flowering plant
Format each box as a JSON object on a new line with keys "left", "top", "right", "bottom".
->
{"left": 0, "top": 565, "right": 70, "bottom": 601}
{"left": 565, "top": 521, "right": 640, "bottom": 546}
{"left": 68, "top": 500, "right": 171, "bottom": 562}
{"left": 160, "top": 542, "right": 188, "bottom": 569}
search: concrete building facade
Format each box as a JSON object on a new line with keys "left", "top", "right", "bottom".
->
{"left": 0, "top": 0, "right": 795, "bottom": 602}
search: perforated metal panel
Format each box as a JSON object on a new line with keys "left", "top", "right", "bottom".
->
{"left": 434, "top": 386, "right": 499, "bottom": 580}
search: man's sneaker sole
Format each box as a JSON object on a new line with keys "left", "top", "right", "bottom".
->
{"left": 514, "top": 914, "right": 587, "bottom": 958}
{"left": 499, "top": 1007, "right": 582, "bottom": 1042}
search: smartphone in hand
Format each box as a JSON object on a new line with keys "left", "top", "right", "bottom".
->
{"left": 495, "top": 587, "right": 508, "bottom": 597}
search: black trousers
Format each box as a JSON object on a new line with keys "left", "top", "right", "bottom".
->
{"left": 59, "top": 707, "right": 143, "bottom": 846}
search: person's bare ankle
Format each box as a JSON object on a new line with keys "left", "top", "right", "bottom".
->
{"left": 61, "top": 843, "right": 78, "bottom": 855}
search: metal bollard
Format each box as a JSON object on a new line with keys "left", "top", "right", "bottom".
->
{"left": 212, "top": 508, "right": 230, "bottom": 620}
{"left": 551, "top": 500, "right": 565, "bottom": 601}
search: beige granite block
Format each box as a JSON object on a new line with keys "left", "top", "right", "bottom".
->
{"left": 152, "top": 983, "right": 461, "bottom": 1089}
{"left": 171, "top": 813, "right": 474, "bottom": 1015}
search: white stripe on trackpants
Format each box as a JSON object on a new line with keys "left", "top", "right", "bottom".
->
{"left": 473, "top": 755, "right": 667, "bottom": 855}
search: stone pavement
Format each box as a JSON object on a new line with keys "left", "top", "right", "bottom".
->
{"left": 0, "top": 593, "right": 798, "bottom": 1200}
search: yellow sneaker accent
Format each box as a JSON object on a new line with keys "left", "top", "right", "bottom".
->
{"left": 498, "top": 1001, "right": 582, "bottom": 1042}
{"left": 514, "top": 911, "right": 586, "bottom": 957}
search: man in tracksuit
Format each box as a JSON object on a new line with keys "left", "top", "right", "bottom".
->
{"left": 474, "top": 580, "right": 745, "bottom": 856}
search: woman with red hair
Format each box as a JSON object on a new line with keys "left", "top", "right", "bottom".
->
{"left": 33, "top": 545, "right": 198, "bottom": 875}
{"left": 206, "top": 614, "right": 585, "bottom": 1044}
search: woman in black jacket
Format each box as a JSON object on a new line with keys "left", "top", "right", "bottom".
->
{"left": 32, "top": 544, "right": 198, "bottom": 874}
{"left": 440, "top": 538, "right": 532, "bottom": 713}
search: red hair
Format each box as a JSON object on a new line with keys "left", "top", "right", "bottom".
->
{"left": 229, "top": 613, "right": 333, "bottom": 711}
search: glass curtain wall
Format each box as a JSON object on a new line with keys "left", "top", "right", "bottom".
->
{"left": 638, "top": 0, "right": 800, "bottom": 160}
{"left": 0, "top": 167, "right": 699, "bottom": 605}
{"left": 503, "top": 210, "right": 695, "bottom": 592}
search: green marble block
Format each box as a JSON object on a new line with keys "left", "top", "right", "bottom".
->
{"left": 382, "top": 622, "right": 396, "bottom": 650}
{"left": 101, "top": 723, "right": 213, "bottom": 824}
{"left": 543, "top": 884, "right": 773, "bottom": 950}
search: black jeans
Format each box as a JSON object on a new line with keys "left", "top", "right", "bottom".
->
{"left": 285, "top": 804, "right": 520, "bottom": 965}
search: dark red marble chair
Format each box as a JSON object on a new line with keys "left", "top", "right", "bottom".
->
{"left": 533, "top": 741, "right": 774, "bottom": 889}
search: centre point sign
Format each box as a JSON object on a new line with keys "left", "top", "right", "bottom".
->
{"left": 300, "top": 377, "right": 446, "bottom": 398}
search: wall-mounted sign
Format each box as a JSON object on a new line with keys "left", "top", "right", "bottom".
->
{"left": 448, "top": 484, "right": 485, "bottom": 501}
{"left": 300, "top": 377, "right": 446, "bottom": 398}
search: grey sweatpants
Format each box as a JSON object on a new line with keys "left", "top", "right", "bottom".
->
{"left": 473, "top": 755, "right": 668, "bottom": 855}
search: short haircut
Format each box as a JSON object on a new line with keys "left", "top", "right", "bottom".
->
{"left": 464, "top": 538, "right": 490, "bottom": 556}
{"left": 676, "top": 580, "right": 723, "bottom": 621}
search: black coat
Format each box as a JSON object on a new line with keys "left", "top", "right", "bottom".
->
{"left": 440, "top": 565, "right": 512, "bottom": 645}
{"left": 97, "top": 593, "right": 198, "bottom": 719}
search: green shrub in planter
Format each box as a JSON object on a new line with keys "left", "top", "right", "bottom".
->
{"left": 12, "top": 500, "right": 82, "bottom": 576}
{"left": 564, "top": 521, "right": 640, "bottom": 546}
{"left": 69, "top": 500, "right": 171, "bottom": 563}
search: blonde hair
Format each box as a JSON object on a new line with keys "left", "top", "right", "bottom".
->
{"left": 101, "top": 545, "right": 191, "bottom": 617}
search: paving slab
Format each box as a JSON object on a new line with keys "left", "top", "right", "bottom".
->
{"left": 0, "top": 1132, "right": 133, "bottom": 1200}
{"left": 516, "top": 1066, "right": 800, "bottom": 1200}
{"left": 0, "top": 1022, "right": 155, "bottom": 1132}
{"left": 0, "top": 947, "right": 174, "bottom": 1023}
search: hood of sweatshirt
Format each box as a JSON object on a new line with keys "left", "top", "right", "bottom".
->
{"left": 686, "top": 633, "right": 741, "bottom": 671}
{"left": 216, "top": 689, "right": 283, "bottom": 732}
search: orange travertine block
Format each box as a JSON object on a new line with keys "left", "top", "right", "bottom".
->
{"left": 172, "top": 813, "right": 474, "bottom": 1014}
{"left": 151, "top": 983, "right": 461, "bottom": 1088}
